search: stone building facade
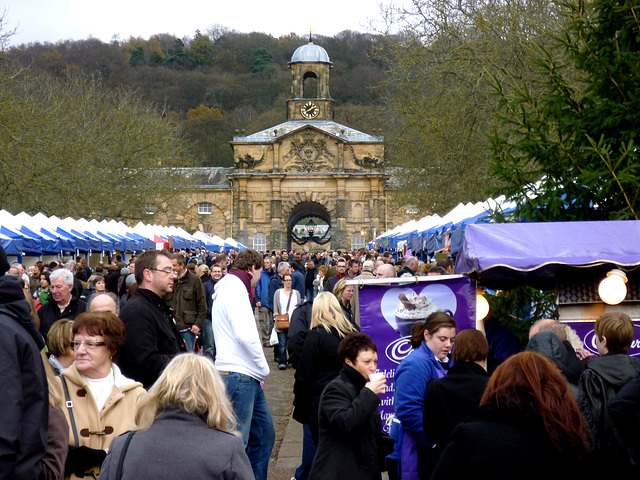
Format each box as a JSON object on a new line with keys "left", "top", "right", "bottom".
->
{"left": 159, "top": 40, "right": 413, "bottom": 251}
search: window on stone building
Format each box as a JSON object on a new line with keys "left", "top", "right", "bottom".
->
{"left": 253, "top": 232, "right": 267, "bottom": 252}
{"left": 406, "top": 205, "right": 419, "bottom": 214}
{"left": 198, "top": 202, "right": 212, "bottom": 214}
{"left": 352, "top": 232, "right": 366, "bottom": 250}
{"left": 143, "top": 203, "right": 156, "bottom": 214}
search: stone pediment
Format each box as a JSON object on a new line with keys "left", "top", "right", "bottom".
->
{"left": 281, "top": 129, "right": 336, "bottom": 172}
{"left": 231, "top": 122, "right": 385, "bottom": 174}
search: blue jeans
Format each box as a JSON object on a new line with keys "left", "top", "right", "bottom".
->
{"left": 277, "top": 330, "right": 288, "bottom": 366}
{"left": 201, "top": 320, "right": 215, "bottom": 361}
{"left": 305, "top": 288, "right": 316, "bottom": 302}
{"left": 222, "top": 372, "right": 275, "bottom": 480}
{"left": 180, "top": 330, "right": 196, "bottom": 352}
{"left": 295, "top": 423, "right": 317, "bottom": 480}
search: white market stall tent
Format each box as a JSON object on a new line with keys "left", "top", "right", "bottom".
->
{"left": 0, "top": 210, "right": 242, "bottom": 262}
{"left": 373, "top": 196, "right": 516, "bottom": 256}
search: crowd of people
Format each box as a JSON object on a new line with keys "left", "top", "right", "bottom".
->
{"left": 2, "top": 244, "right": 640, "bottom": 480}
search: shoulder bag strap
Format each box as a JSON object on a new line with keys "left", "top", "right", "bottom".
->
{"left": 285, "top": 290, "right": 292, "bottom": 314}
{"left": 61, "top": 376, "right": 79, "bottom": 447}
{"left": 115, "top": 431, "right": 135, "bottom": 480}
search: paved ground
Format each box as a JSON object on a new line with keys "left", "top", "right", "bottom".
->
{"left": 261, "top": 347, "right": 302, "bottom": 480}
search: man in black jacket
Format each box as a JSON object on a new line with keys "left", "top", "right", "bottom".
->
{"left": 167, "top": 254, "right": 207, "bottom": 352}
{"left": 397, "top": 256, "right": 418, "bottom": 277}
{"left": 304, "top": 259, "right": 318, "bottom": 302}
{"left": 528, "top": 319, "right": 585, "bottom": 384}
{"left": 0, "top": 275, "right": 48, "bottom": 480}
{"left": 38, "top": 268, "right": 86, "bottom": 338}
{"left": 118, "top": 250, "right": 186, "bottom": 389}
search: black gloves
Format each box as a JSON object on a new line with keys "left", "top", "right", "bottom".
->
{"left": 65, "top": 445, "right": 107, "bottom": 477}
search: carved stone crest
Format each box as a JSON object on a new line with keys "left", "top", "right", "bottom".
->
{"left": 283, "top": 131, "right": 335, "bottom": 172}
{"left": 346, "top": 144, "right": 383, "bottom": 169}
{"left": 235, "top": 151, "right": 265, "bottom": 169}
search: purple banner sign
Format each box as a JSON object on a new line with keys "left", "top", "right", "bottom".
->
{"left": 358, "top": 276, "right": 476, "bottom": 432}
{"left": 565, "top": 321, "right": 640, "bottom": 357}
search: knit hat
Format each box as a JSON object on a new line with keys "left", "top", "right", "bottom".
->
{"left": 362, "top": 260, "right": 374, "bottom": 272}
{"left": 125, "top": 273, "right": 137, "bottom": 288}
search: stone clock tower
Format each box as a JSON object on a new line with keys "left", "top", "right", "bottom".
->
{"left": 155, "top": 40, "right": 415, "bottom": 248}
{"left": 211, "top": 39, "right": 401, "bottom": 251}
{"left": 286, "top": 39, "right": 334, "bottom": 121}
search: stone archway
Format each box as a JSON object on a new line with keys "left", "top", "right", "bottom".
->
{"left": 287, "top": 202, "right": 332, "bottom": 252}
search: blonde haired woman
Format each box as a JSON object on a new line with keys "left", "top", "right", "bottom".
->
{"left": 99, "top": 353, "right": 253, "bottom": 480}
{"left": 332, "top": 278, "right": 356, "bottom": 326}
{"left": 46, "top": 319, "right": 75, "bottom": 374}
{"left": 292, "top": 292, "right": 359, "bottom": 480}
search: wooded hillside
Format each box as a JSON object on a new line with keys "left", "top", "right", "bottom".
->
{"left": 8, "top": 29, "right": 389, "bottom": 168}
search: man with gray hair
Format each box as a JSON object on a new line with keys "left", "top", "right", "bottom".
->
{"left": 11, "top": 262, "right": 29, "bottom": 285}
{"left": 38, "top": 268, "right": 86, "bottom": 337}
{"left": 397, "top": 256, "right": 419, "bottom": 277}
{"left": 528, "top": 318, "right": 567, "bottom": 341}
{"left": 87, "top": 292, "right": 119, "bottom": 315}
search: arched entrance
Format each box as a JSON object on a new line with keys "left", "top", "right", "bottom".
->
{"left": 287, "top": 202, "right": 331, "bottom": 252}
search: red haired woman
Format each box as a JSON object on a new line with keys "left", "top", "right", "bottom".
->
{"left": 430, "top": 352, "right": 592, "bottom": 480}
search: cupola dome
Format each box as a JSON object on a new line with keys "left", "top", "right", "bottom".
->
{"left": 289, "top": 41, "right": 332, "bottom": 65}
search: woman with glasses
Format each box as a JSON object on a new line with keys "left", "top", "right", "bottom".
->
{"left": 273, "top": 273, "right": 301, "bottom": 370}
{"left": 55, "top": 311, "right": 144, "bottom": 480}
{"left": 332, "top": 278, "right": 356, "bottom": 326}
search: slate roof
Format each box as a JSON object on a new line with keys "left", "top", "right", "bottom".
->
{"left": 231, "top": 120, "right": 383, "bottom": 144}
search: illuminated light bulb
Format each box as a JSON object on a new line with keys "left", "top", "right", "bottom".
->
{"left": 598, "top": 269, "right": 628, "bottom": 305}
{"left": 476, "top": 289, "right": 490, "bottom": 322}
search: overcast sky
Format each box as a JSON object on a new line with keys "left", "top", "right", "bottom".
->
{"left": 3, "top": 0, "right": 391, "bottom": 46}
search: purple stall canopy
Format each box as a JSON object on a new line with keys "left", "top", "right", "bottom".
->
{"left": 455, "top": 220, "right": 640, "bottom": 290}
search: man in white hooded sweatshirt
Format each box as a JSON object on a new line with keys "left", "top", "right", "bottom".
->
{"left": 212, "top": 248, "right": 274, "bottom": 480}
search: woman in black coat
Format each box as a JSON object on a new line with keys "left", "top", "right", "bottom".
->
{"left": 294, "top": 293, "right": 359, "bottom": 440}
{"left": 422, "top": 329, "right": 490, "bottom": 475}
{"left": 430, "top": 352, "right": 592, "bottom": 480}
{"left": 310, "top": 333, "right": 387, "bottom": 480}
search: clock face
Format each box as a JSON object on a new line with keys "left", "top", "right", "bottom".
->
{"left": 301, "top": 101, "right": 320, "bottom": 119}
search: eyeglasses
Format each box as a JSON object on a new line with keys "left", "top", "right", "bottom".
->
{"left": 71, "top": 341, "right": 106, "bottom": 350}
{"left": 284, "top": 279, "right": 292, "bottom": 282}
{"left": 150, "top": 269, "right": 178, "bottom": 276}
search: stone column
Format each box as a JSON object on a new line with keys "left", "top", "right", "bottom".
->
{"left": 234, "top": 176, "right": 249, "bottom": 247}
{"left": 332, "top": 175, "right": 349, "bottom": 250}
{"left": 268, "top": 175, "right": 285, "bottom": 250}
